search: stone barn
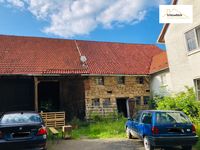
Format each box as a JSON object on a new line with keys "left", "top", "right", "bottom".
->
{"left": 0, "top": 35, "right": 164, "bottom": 120}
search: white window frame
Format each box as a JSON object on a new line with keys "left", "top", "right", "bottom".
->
{"left": 185, "top": 25, "right": 200, "bottom": 52}
{"left": 160, "top": 74, "right": 167, "bottom": 86}
{"left": 194, "top": 79, "right": 200, "bottom": 101}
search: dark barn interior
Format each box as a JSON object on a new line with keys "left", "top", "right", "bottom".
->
{"left": 116, "top": 98, "right": 128, "bottom": 117}
{"left": 0, "top": 76, "right": 86, "bottom": 121}
{"left": 0, "top": 77, "right": 34, "bottom": 112}
{"left": 38, "top": 81, "right": 60, "bottom": 112}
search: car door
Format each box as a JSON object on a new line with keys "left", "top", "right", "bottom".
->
{"left": 137, "top": 112, "right": 152, "bottom": 138}
{"left": 132, "top": 111, "right": 142, "bottom": 137}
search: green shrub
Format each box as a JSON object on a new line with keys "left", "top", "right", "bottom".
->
{"left": 155, "top": 87, "right": 200, "bottom": 119}
{"left": 153, "top": 88, "right": 200, "bottom": 149}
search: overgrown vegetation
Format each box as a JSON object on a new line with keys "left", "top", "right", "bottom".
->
{"left": 151, "top": 87, "right": 200, "bottom": 149}
{"left": 71, "top": 114, "right": 126, "bottom": 139}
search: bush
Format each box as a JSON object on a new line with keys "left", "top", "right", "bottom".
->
{"left": 154, "top": 87, "right": 200, "bottom": 119}
{"left": 153, "top": 88, "right": 200, "bottom": 149}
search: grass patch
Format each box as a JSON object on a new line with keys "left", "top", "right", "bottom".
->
{"left": 71, "top": 117, "right": 127, "bottom": 139}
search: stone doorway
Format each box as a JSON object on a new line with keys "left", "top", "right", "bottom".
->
{"left": 116, "top": 98, "right": 128, "bottom": 117}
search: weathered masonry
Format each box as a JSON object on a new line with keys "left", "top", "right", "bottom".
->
{"left": 0, "top": 35, "right": 166, "bottom": 120}
{"left": 84, "top": 76, "right": 150, "bottom": 119}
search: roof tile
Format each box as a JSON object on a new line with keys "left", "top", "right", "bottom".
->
{"left": 0, "top": 35, "right": 163, "bottom": 75}
{"left": 149, "top": 51, "right": 169, "bottom": 74}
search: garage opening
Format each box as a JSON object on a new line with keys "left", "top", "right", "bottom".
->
{"left": 0, "top": 77, "right": 34, "bottom": 112}
{"left": 38, "top": 81, "right": 60, "bottom": 112}
{"left": 116, "top": 98, "right": 128, "bottom": 117}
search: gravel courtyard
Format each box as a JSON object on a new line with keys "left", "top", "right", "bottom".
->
{"left": 47, "top": 138, "right": 196, "bottom": 150}
{"left": 47, "top": 139, "right": 145, "bottom": 150}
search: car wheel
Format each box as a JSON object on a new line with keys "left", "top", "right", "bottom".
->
{"left": 182, "top": 145, "right": 192, "bottom": 150}
{"left": 144, "top": 136, "right": 154, "bottom": 150}
{"left": 126, "top": 127, "right": 133, "bottom": 139}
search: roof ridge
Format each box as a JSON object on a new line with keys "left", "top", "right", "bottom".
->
{"left": 0, "top": 34, "right": 158, "bottom": 46}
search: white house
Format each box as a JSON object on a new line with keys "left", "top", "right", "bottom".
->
{"left": 150, "top": 51, "right": 172, "bottom": 97}
{"left": 158, "top": 0, "right": 200, "bottom": 100}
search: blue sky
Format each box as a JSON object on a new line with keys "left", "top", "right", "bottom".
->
{"left": 0, "top": 0, "right": 169, "bottom": 50}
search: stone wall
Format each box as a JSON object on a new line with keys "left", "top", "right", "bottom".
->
{"left": 84, "top": 76, "right": 150, "bottom": 119}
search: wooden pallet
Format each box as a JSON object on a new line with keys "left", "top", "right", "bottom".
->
{"left": 40, "top": 112, "right": 65, "bottom": 128}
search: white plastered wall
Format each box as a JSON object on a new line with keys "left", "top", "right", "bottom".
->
{"left": 164, "top": 0, "right": 200, "bottom": 93}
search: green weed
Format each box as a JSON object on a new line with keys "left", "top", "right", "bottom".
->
{"left": 71, "top": 117, "right": 127, "bottom": 139}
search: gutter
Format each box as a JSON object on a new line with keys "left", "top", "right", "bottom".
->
{"left": 81, "top": 74, "right": 149, "bottom": 77}
{"left": 149, "top": 67, "right": 169, "bottom": 75}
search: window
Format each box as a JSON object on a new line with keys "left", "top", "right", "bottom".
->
{"left": 135, "top": 96, "right": 141, "bottom": 105}
{"left": 141, "top": 113, "right": 152, "bottom": 124}
{"left": 1, "top": 113, "right": 42, "bottom": 124}
{"left": 136, "top": 77, "right": 144, "bottom": 84}
{"left": 160, "top": 74, "right": 167, "bottom": 86}
{"left": 103, "top": 98, "right": 111, "bottom": 108}
{"left": 117, "top": 76, "right": 125, "bottom": 84}
{"left": 143, "top": 96, "right": 150, "bottom": 105}
{"left": 197, "top": 27, "right": 200, "bottom": 46}
{"left": 155, "top": 112, "right": 190, "bottom": 124}
{"left": 92, "top": 98, "right": 100, "bottom": 107}
{"left": 96, "top": 77, "right": 104, "bottom": 85}
{"left": 194, "top": 79, "right": 200, "bottom": 100}
{"left": 185, "top": 25, "right": 200, "bottom": 51}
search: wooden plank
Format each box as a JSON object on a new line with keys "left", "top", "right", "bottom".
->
{"left": 49, "top": 127, "right": 59, "bottom": 134}
{"left": 40, "top": 112, "right": 65, "bottom": 128}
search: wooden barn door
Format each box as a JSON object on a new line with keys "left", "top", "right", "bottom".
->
{"left": 126, "top": 98, "right": 135, "bottom": 118}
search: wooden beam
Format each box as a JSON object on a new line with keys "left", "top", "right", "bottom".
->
{"left": 34, "top": 77, "right": 39, "bottom": 112}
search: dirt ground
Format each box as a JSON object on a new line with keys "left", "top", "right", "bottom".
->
{"left": 47, "top": 139, "right": 145, "bottom": 150}
{"left": 47, "top": 138, "right": 196, "bottom": 150}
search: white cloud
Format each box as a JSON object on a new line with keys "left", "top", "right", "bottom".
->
{"left": 0, "top": 0, "right": 167, "bottom": 38}
{"left": 7, "top": 0, "right": 24, "bottom": 8}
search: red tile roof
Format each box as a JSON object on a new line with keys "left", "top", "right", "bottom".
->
{"left": 0, "top": 35, "right": 86, "bottom": 75}
{"left": 0, "top": 35, "right": 164, "bottom": 75}
{"left": 78, "top": 41, "right": 162, "bottom": 75}
{"left": 149, "top": 51, "right": 169, "bottom": 74}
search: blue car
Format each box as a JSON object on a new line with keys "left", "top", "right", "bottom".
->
{"left": 125, "top": 110, "right": 198, "bottom": 150}
{"left": 0, "top": 111, "right": 47, "bottom": 150}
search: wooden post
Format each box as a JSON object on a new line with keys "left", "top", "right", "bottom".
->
{"left": 34, "top": 77, "right": 39, "bottom": 112}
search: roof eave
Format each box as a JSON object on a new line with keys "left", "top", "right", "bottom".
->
{"left": 150, "top": 67, "right": 169, "bottom": 75}
{"left": 157, "top": 0, "right": 178, "bottom": 44}
{"left": 81, "top": 74, "right": 149, "bottom": 76}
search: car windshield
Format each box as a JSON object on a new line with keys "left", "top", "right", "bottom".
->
{"left": 0, "top": 113, "right": 42, "bottom": 124}
{"left": 155, "top": 112, "right": 190, "bottom": 124}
